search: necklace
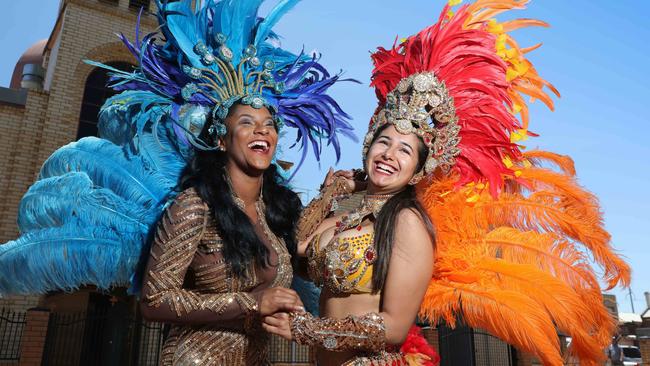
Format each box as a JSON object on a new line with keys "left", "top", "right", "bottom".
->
{"left": 334, "top": 193, "right": 393, "bottom": 234}
{"left": 224, "top": 172, "right": 262, "bottom": 210}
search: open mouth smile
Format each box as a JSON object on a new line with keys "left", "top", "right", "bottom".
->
{"left": 247, "top": 140, "right": 271, "bottom": 154}
{"left": 374, "top": 161, "right": 397, "bottom": 175}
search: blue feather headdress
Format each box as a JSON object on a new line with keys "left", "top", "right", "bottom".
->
{"left": 90, "top": 0, "right": 356, "bottom": 169}
{"left": 0, "top": 0, "right": 354, "bottom": 297}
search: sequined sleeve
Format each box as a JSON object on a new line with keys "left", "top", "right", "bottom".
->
{"left": 305, "top": 233, "right": 325, "bottom": 286}
{"left": 296, "top": 178, "right": 350, "bottom": 243}
{"left": 290, "top": 311, "right": 386, "bottom": 352}
{"left": 141, "top": 189, "right": 259, "bottom": 328}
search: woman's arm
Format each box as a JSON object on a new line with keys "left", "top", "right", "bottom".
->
{"left": 264, "top": 209, "right": 435, "bottom": 350}
{"left": 375, "top": 208, "right": 435, "bottom": 344}
{"left": 295, "top": 176, "right": 350, "bottom": 255}
{"left": 140, "top": 191, "right": 301, "bottom": 329}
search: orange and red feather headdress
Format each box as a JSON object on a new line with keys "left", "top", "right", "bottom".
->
{"left": 366, "top": 1, "right": 630, "bottom": 365}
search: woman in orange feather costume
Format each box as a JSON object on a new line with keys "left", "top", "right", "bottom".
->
{"left": 264, "top": 1, "right": 630, "bottom": 365}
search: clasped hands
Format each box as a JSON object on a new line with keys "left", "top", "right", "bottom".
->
{"left": 261, "top": 169, "right": 365, "bottom": 340}
{"left": 257, "top": 286, "right": 301, "bottom": 340}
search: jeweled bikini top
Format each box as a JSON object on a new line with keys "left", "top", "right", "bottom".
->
{"left": 307, "top": 194, "right": 392, "bottom": 294}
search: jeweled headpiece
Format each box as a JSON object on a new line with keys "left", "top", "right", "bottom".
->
{"left": 366, "top": 0, "right": 560, "bottom": 195}
{"left": 363, "top": 72, "right": 461, "bottom": 180}
{"left": 182, "top": 40, "right": 282, "bottom": 120}
{"left": 90, "top": 0, "right": 355, "bottom": 171}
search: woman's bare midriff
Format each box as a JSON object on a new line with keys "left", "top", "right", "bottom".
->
{"left": 315, "top": 288, "right": 381, "bottom": 366}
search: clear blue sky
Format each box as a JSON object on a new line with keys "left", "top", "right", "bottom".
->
{"left": 1, "top": 1, "right": 648, "bottom": 314}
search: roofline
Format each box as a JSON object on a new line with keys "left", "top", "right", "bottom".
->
{"left": 0, "top": 86, "right": 28, "bottom": 107}
{"left": 44, "top": 2, "right": 66, "bottom": 54}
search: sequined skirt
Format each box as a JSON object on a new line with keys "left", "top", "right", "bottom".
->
{"left": 160, "top": 325, "right": 269, "bottom": 366}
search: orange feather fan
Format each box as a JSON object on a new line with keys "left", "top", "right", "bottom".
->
{"left": 368, "top": 0, "right": 630, "bottom": 365}
{"left": 417, "top": 154, "right": 629, "bottom": 365}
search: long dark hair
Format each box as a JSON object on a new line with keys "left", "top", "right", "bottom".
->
{"left": 180, "top": 108, "right": 301, "bottom": 277}
{"left": 369, "top": 124, "right": 436, "bottom": 293}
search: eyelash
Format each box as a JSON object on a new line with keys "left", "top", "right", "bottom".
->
{"left": 239, "top": 120, "right": 275, "bottom": 128}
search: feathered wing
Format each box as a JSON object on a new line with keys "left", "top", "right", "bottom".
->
{"left": 0, "top": 0, "right": 355, "bottom": 298}
{"left": 417, "top": 154, "right": 628, "bottom": 365}
{"left": 0, "top": 92, "right": 185, "bottom": 296}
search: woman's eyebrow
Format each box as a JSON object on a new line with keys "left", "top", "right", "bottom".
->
{"left": 400, "top": 141, "right": 414, "bottom": 151}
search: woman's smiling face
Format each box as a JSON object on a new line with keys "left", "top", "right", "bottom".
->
{"left": 365, "top": 124, "right": 423, "bottom": 194}
{"left": 220, "top": 104, "right": 278, "bottom": 175}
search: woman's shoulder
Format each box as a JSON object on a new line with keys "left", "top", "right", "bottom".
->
{"left": 167, "top": 187, "right": 209, "bottom": 216}
{"left": 395, "top": 207, "right": 427, "bottom": 226}
{"left": 393, "top": 208, "right": 434, "bottom": 247}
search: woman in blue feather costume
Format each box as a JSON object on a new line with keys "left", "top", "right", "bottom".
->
{"left": 0, "top": 0, "right": 355, "bottom": 364}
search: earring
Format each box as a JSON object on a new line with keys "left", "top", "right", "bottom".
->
{"left": 408, "top": 172, "right": 424, "bottom": 185}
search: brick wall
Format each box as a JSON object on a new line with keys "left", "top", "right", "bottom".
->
{"left": 639, "top": 337, "right": 650, "bottom": 365}
{"left": 0, "top": 90, "right": 49, "bottom": 243}
{"left": 17, "top": 309, "right": 50, "bottom": 366}
{"left": 0, "top": 295, "right": 41, "bottom": 313}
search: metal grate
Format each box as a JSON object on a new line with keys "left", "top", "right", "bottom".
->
{"left": 0, "top": 309, "right": 26, "bottom": 361}
{"left": 41, "top": 311, "right": 108, "bottom": 366}
{"left": 438, "top": 323, "right": 514, "bottom": 366}
{"left": 269, "top": 334, "right": 313, "bottom": 364}
{"left": 472, "top": 329, "right": 514, "bottom": 366}
{"left": 130, "top": 321, "right": 165, "bottom": 366}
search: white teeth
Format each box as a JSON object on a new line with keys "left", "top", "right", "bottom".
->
{"left": 375, "top": 162, "right": 395, "bottom": 174}
{"left": 248, "top": 140, "right": 269, "bottom": 150}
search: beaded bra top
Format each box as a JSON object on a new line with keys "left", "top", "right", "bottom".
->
{"left": 307, "top": 194, "right": 391, "bottom": 294}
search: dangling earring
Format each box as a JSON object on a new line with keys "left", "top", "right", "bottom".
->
{"left": 408, "top": 172, "right": 424, "bottom": 185}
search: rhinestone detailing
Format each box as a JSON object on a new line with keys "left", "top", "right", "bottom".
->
{"left": 144, "top": 188, "right": 292, "bottom": 365}
{"left": 290, "top": 311, "right": 386, "bottom": 353}
{"left": 335, "top": 193, "right": 392, "bottom": 234}
{"left": 363, "top": 71, "right": 462, "bottom": 177}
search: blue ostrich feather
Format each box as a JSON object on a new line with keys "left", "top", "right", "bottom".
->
{"left": 39, "top": 138, "right": 171, "bottom": 209}
{"left": 17, "top": 173, "right": 152, "bottom": 233}
{"left": 0, "top": 226, "right": 142, "bottom": 296}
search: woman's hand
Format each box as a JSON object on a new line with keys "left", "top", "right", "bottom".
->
{"left": 262, "top": 312, "right": 293, "bottom": 340}
{"left": 321, "top": 168, "right": 367, "bottom": 193}
{"left": 257, "top": 287, "right": 304, "bottom": 316}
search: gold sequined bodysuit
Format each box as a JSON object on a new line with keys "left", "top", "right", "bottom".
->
{"left": 142, "top": 188, "right": 293, "bottom": 365}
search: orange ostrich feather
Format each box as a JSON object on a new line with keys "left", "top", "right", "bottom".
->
{"left": 416, "top": 157, "right": 629, "bottom": 365}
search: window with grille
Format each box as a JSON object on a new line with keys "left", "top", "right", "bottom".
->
{"left": 129, "top": 0, "right": 151, "bottom": 11}
{"left": 76, "top": 62, "right": 132, "bottom": 140}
